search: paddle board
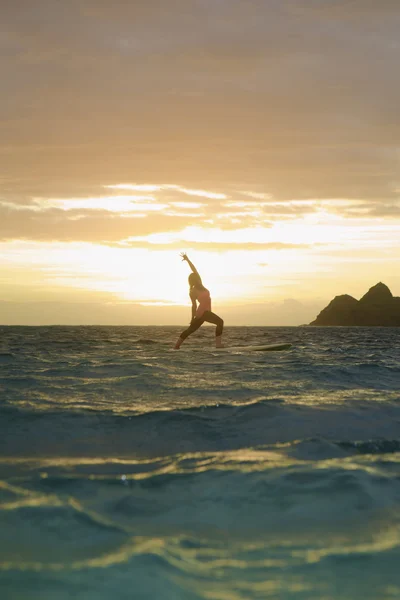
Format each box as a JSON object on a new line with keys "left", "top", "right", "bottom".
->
{"left": 218, "top": 343, "right": 292, "bottom": 352}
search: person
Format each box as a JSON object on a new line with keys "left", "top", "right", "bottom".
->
{"left": 174, "top": 253, "right": 224, "bottom": 349}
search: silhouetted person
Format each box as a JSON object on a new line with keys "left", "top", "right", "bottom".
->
{"left": 174, "top": 253, "right": 224, "bottom": 349}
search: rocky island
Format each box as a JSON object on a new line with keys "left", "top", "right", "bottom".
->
{"left": 310, "top": 282, "right": 400, "bottom": 326}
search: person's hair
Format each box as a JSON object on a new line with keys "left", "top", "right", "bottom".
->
{"left": 188, "top": 272, "right": 205, "bottom": 290}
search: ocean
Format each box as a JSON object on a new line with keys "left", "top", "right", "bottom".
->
{"left": 0, "top": 325, "right": 399, "bottom": 599}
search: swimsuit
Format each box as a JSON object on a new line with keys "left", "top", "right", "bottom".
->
{"left": 192, "top": 288, "right": 211, "bottom": 318}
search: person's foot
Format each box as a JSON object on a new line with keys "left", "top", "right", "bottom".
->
{"left": 215, "top": 336, "right": 224, "bottom": 348}
{"left": 174, "top": 338, "right": 183, "bottom": 350}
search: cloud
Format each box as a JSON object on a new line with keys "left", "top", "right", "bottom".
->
{"left": 0, "top": 199, "right": 276, "bottom": 243}
{"left": 0, "top": 205, "right": 191, "bottom": 242}
{"left": 118, "top": 240, "right": 311, "bottom": 252}
{"left": 1, "top": 181, "right": 399, "bottom": 246}
{"left": 1, "top": 0, "right": 400, "bottom": 231}
{"left": 341, "top": 201, "right": 400, "bottom": 218}
{"left": 45, "top": 195, "right": 168, "bottom": 213}
{"left": 107, "top": 184, "right": 227, "bottom": 200}
{"left": 1, "top": 181, "right": 326, "bottom": 243}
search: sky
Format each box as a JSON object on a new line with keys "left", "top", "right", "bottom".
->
{"left": 1, "top": 0, "right": 400, "bottom": 325}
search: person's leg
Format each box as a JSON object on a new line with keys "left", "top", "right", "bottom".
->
{"left": 174, "top": 316, "right": 204, "bottom": 349}
{"left": 203, "top": 311, "right": 224, "bottom": 347}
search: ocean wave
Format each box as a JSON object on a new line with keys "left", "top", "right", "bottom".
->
{"left": 1, "top": 398, "right": 400, "bottom": 460}
{"left": 1, "top": 532, "right": 399, "bottom": 600}
{"left": 3, "top": 447, "right": 400, "bottom": 537}
{"left": 1, "top": 326, "right": 400, "bottom": 599}
{"left": 338, "top": 439, "right": 400, "bottom": 455}
{"left": 1, "top": 447, "right": 399, "bottom": 596}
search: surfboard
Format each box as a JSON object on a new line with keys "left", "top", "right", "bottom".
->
{"left": 218, "top": 343, "right": 292, "bottom": 352}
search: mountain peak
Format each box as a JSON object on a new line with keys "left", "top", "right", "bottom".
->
{"left": 359, "top": 282, "right": 392, "bottom": 304}
{"left": 310, "top": 283, "right": 400, "bottom": 326}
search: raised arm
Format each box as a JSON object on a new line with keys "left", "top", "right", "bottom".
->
{"left": 180, "top": 253, "right": 200, "bottom": 277}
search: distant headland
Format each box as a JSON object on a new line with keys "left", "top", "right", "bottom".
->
{"left": 310, "top": 282, "right": 400, "bottom": 326}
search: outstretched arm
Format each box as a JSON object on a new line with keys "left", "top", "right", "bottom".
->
{"left": 180, "top": 253, "right": 200, "bottom": 276}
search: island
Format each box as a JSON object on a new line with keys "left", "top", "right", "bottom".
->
{"left": 310, "top": 282, "right": 400, "bottom": 326}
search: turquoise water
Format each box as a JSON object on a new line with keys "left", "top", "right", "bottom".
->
{"left": 1, "top": 326, "right": 399, "bottom": 599}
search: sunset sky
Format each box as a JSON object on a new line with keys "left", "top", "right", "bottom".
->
{"left": 1, "top": 0, "right": 400, "bottom": 325}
